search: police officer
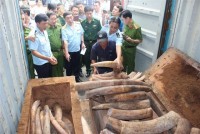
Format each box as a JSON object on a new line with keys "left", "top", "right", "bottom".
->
{"left": 21, "top": 10, "right": 35, "bottom": 78}
{"left": 47, "top": 12, "right": 64, "bottom": 77}
{"left": 121, "top": 10, "right": 143, "bottom": 74}
{"left": 91, "top": 31, "right": 117, "bottom": 74}
{"left": 57, "top": 3, "right": 66, "bottom": 26}
{"left": 81, "top": 6, "right": 101, "bottom": 77}
{"left": 62, "top": 11, "right": 85, "bottom": 82}
{"left": 28, "top": 14, "right": 57, "bottom": 78}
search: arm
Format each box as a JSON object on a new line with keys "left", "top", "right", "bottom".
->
{"left": 63, "top": 40, "right": 71, "bottom": 62}
{"left": 29, "top": 41, "right": 57, "bottom": 64}
{"left": 80, "top": 25, "right": 85, "bottom": 49}
{"left": 81, "top": 34, "right": 85, "bottom": 49}
{"left": 125, "top": 37, "right": 142, "bottom": 44}
{"left": 62, "top": 28, "right": 71, "bottom": 61}
{"left": 124, "top": 27, "right": 143, "bottom": 45}
{"left": 91, "top": 45, "right": 99, "bottom": 74}
{"left": 114, "top": 32, "right": 123, "bottom": 69}
{"left": 91, "top": 60, "right": 99, "bottom": 74}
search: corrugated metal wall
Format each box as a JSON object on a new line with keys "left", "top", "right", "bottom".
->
{"left": 0, "top": 0, "right": 29, "bottom": 133}
{"left": 168, "top": 0, "right": 200, "bottom": 62}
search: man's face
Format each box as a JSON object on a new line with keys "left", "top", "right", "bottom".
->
{"left": 109, "top": 22, "right": 119, "bottom": 34}
{"left": 37, "top": 21, "right": 48, "bottom": 30}
{"left": 94, "top": 3, "right": 100, "bottom": 12}
{"left": 122, "top": 17, "right": 131, "bottom": 25}
{"left": 48, "top": 14, "right": 57, "bottom": 26}
{"left": 57, "top": 5, "right": 65, "bottom": 15}
{"left": 99, "top": 40, "right": 108, "bottom": 46}
{"left": 21, "top": 14, "right": 26, "bottom": 26}
{"left": 112, "top": 6, "right": 120, "bottom": 17}
{"left": 65, "top": 14, "right": 74, "bottom": 25}
{"left": 85, "top": 11, "right": 93, "bottom": 20}
{"left": 37, "top": 0, "right": 43, "bottom": 6}
{"left": 71, "top": 7, "right": 79, "bottom": 16}
{"left": 77, "top": 4, "right": 84, "bottom": 14}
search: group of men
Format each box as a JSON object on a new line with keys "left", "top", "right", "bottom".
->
{"left": 20, "top": 0, "right": 143, "bottom": 82}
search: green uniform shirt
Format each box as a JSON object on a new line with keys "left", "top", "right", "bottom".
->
{"left": 57, "top": 15, "right": 66, "bottom": 26}
{"left": 24, "top": 27, "right": 31, "bottom": 45}
{"left": 81, "top": 18, "right": 101, "bottom": 41}
{"left": 47, "top": 24, "right": 62, "bottom": 51}
{"left": 123, "top": 21, "right": 142, "bottom": 47}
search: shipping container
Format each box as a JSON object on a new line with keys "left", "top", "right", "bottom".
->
{"left": 0, "top": 0, "right": 29, "bottom": 133}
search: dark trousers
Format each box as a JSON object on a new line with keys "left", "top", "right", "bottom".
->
{"left": 34, "top": 63, "right": 52, "bottom": 78}
{"left": 65, "top": 51, "right": 80, "bottom": 78}
{"left": 84, "top": 40, "right": 96, "bottom": 73}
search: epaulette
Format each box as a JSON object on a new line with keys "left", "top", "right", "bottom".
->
{"left": 133, "top": 23, "right": 140, "bottom": 29}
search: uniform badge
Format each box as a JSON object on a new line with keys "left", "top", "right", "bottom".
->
{"left": 99, "top": 34, "right": 103, "bottom": 38}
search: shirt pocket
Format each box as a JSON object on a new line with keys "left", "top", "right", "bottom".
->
{"left": 92, "top": 24, "right": 98, "bottom": 30}
{"left": 75, "top": 27, "right": 82, "bottom": 34}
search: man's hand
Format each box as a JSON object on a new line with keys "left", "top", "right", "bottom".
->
{"left": 48, "top": 57, "right": 57, "bottom": 65}
{"left": 81, "top": 42, "right": 86, "bottom": 49}
{"left": 123, "top": 34, "right": 132, "bottom": 42}
{"left": 93, "top": 67, "right": 99, "bottom": 74}
{"left": 65, "top": 53, "right": 71, "bottom": 62}
{"left": 114, "top": 58, "right": 123, "bottom": 71}
{"left": 26, "top": 35, "right": 36, "bottom": 42}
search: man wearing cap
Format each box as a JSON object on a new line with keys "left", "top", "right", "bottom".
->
{"left": 81, "top": 6, "right": 101, "bottom": 77}
{"left": 91, "top": 31, "right": 117, "bottom": 74}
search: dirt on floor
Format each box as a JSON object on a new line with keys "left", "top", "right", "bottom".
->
{"left": 149, "top": 55, "right": 200, "bottom": 128}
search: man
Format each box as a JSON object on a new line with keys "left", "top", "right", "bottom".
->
{"left": 101, "top": 17, "right": 123, "bottom": 68}
{"left": 57, "top": 3, "right": 66, "bottom": 26}
{"left": 21, "top": 7, "right": 36, "bottom": 30}
{"left": 93, "top": 1, "right": 102, "bottom": 24}
{"left": 47, "top": 3, "right": 57, "bottom": 13}
{"left": 91, "top": 31, "right": 117, "bottom": 74}
{"left": 21, "top": 10, "right": 35, "bottom": 78}
{"left": 81, "top": 6, "right": 101, "bottom": 77}
{"left": 62, "top": 11, "right": 85, "bottom": 82}
{"left": 47, "top": 12, "right": 64, "bottom": 77}
{"left": 28, "top": 14, "right": 57, "bottom": 78}
{"left": 100, "top": 0, "right": 110, "bottom": 11}
{"left": 71, "top": 5, "right": 80, "bottom": 21}
{"left": 76, "top": 2, "right": 86, "bottom": 21}
{"left": 121, "top": 10, "right": 143, "bottom": 74}
{"left": 31, "top": 0, "right": 46, "bottom": 18}
{"left": 112, "top": 5, "right": 124, "bottom": 31}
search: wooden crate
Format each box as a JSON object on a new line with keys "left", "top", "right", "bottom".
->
{"left": 145, "top": 47, "right": 200, "bottom": 128}
{"left": 17, "top": 77, "right": 83, "bottom": 134}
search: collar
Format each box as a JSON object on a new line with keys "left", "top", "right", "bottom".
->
{"left": 48, "top": 24, "right": 58, "bottom": 29}
{"left": 86, "top": 18, "right": 95, "bottom": 23}
{"left": 35, "top": 27, "right": 46, "bottom": 35}
{"left": 127, "top": 21, "right": 135, "bottom": 29}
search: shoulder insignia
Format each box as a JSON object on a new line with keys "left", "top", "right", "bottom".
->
{"left": 133, "top": 23, "right": 140, "bottom": 29}
{"left": 62, "top": 24, "right": 67, "bottom": 29}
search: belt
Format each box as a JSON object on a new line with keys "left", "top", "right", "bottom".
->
{"left": 123, "top": 45, "right": 135, "bottom": 48}
{"left": 51, "top": 49, "right": 62, "bottom": 52}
